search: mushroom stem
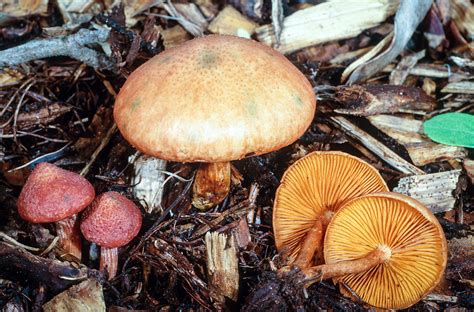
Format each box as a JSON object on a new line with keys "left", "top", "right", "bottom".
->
{"left": 192, "top": 162, "right": 231, "bottom": 210}
{"left": 56, "top": 215, "right": 82, "bottom": 260}
{"left": 293, "top": 218, "right": 324, "bottom": 269}
{"left": 300, "top": 248, "right": 389, "bottom": 287}
{"left": 100, "top": 247, "right": 118, "bottom": 280}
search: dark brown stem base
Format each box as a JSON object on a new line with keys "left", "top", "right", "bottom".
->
{"left": 100, "top": 247, "right": 118, "bottom": 280}
{"left": 192, "top": 162, "right": 231, "bottom": 210}
{"left": 56, "top": 215, "right": 82, "bottom": 261}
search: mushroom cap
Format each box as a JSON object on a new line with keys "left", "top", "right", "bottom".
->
{"left": 80, "top": 192, "right": 142, "bottom": 248}
{"left": 114, "top": 35, "right": 316, "bottom": 162}
{"left": 273, "top": 151, "right": 388, "bottom": 263}
{"left": 324, "top": 192, "right": 448, "bottom": 310}
{"left": 17, "top": 162, "right": 95, "bottom": 223}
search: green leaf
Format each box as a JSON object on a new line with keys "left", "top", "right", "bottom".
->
{"left": 423, "top": 112, "right": 474, "bottom": 148}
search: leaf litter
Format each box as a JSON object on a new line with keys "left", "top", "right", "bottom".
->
{"left": 0, "top": 0, "right": 473, "bottom": 311}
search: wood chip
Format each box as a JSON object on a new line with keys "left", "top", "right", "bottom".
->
{"left": 346, "top": 0, "right": 432, "bottom": 84}
{"left": 334, "top": 85, "right": 436, "bottom": 116}
{"left": 256, "top": 0, "right": 398, "bottom": 54}
{"left": 43, "top": 278, "right": 105, "bottom": 312}
{"left": 368, "top": 115, "right": 468, "bottom": 166}
{"left": 0, "top": 0, "right": 48, "bottom": 17}
{"left": 130, "top": 154, "right": 167, "bottom": 214}
{"left": 208, "top": 5, "right": 257, "bottom": 37}
{"left": 160, "top": 25, "right": 192, "bottom": 49}
{"left": 424, "top": 294, "right": 458, "bottom": 303}
{"left": 463, "top": 159, "right": 474, "bottom": 184}
{"left": 441, "top": 81, "right": 474, "bottom": 94}
{"left": 205, "top": 231, "right": 239, "bottom": 304}
{"left": 0, "top": 68, "right": 24, "bottom": 88}
{"left": 329, "top": 116, "right": 424, "bottom": 175}
{"left": 231, "top": 218, "right": 251, "bottom": 249}
{"left": 393, "top": 170, "right": 461, "bottom": 213}
{"left": 164, "top": 2, "right": 208, "bottom": 37}
{"left": 382, "top": 63, "right": 470, "bottom": 80}
{"left": 389, "top": 50, "right": 425, "bottom": 85}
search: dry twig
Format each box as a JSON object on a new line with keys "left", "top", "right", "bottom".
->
{"left": 0, "top": 28, "right": 113, "bottom": 70}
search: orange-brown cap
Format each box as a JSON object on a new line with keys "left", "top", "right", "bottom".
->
{"left": 17, "top": 163, "right": 95, "bottom": 223}
{"left": 324, "top": 192, "right": 448, "bottom": 310}
{"left": 273, "top": 151, "right": 388, "bottom": 263}
{"left": 80, "top": 192, "right": 142, "bottom": 248}
{"left": 114, "top": 35, "right": 316, "bottom": 162}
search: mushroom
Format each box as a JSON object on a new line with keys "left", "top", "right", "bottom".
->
{"left": 17, "top": 162, "right": 95, "bottom": 260}
{"left": 80, "top": 191, "right": 142, "bottom": 279}
{"left": 113, "top": 35, "right": 316, "bottom": 210}
{"left": 297, "top": 192, "right": 448, "bottom": 310}
{"left": 273, "top": 151, "right": 388, "bottom": 268}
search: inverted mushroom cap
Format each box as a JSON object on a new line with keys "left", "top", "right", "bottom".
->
{"left": 273, "top": 151, "right": 388, "bottom": 263}
{"left": 17, "top": 162, "right": 95, "bottom": 223}
{"left": 80, "top": 192, "right": 142, "bottom": 248}
{"left": 114, "top": 35, "right": 316, "bottom": 162}
{"left": 324, "top": 192, "right": 448, "bottom": 310}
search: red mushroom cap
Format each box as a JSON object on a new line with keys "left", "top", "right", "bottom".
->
{"left": 17, "top": 162, "right": 95, "bottom": 223}
{"left": 80, "top": 191, "right": 142, "bottom": 248}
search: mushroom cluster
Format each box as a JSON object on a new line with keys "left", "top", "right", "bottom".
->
{"left": 113, "top": 34, "right": 316, "bottom": 210}
{"left": 17, "top": 163, "right": 142, "bottom": 279}
{"left": 273, "top": 152, "right": 447, "bottom": 309}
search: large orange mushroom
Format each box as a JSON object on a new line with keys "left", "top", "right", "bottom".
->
{"left": 298, "top": 192, "right": 447, "bottom": 310}
{"left": 114, "top": 35, "right": 316, "bottom": 210}
{"left": 273, "top": 151, "right": 388, "bottom": 268}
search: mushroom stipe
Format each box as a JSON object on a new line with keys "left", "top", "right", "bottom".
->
{"left": 284, "top": 192, "right": 447, "bottom": 310}
{"left": 113, "top": 35, "right": 316, "bottom": 210}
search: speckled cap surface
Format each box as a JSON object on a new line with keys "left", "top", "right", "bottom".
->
{"left": 17, "top": 162, "right": 95, "bottom": 223}
{"left": 114, "top": 35, "right": 316, "bottom": 162}
{"left": 80, "top": 191, "right": 142, "bottom": 248}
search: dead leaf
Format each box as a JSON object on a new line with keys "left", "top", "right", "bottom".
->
{"left": 422, "top": 5, "right": 448, "bottom": 50}
{"left": 347, "top": 0, "right": 433, "bottom": 84}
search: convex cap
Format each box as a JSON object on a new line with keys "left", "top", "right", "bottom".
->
{"left": 18, "top": 162, "right": 95, "bottom": 223}
{"left": 273, "top": 151, "right": 388, "bottom": 262}
{"left": 80, "top": 192, "right": 142, "bottom": 248}
{"left": 114, "top": 35, "right": 316, "bottom": 162}
{"left": 324, "top": 192, "right": 448, "bottom": 309}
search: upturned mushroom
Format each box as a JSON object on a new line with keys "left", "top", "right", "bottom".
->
{"left": 114, "top": 35, "right": 316, "bottom": 210}
{"left": 80, "top": 191, "right": 142, "bottom": 279}
{"left": 273, "top": 151, "right": 388, "bottom": 268}
{"left": 17, "top": 162, "right": 95, "bottom": 260}
{"left": 297, "top": 192, "right": 447, "bottom": 310}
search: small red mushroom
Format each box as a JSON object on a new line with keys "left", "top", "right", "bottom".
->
{"left": 80, "top": 191, "right": 142, "bottom": 279}
{"left": 17, "top": 162, "right": 95, "bottom": 260}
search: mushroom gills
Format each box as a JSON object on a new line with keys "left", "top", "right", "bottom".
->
{"left": 296, "top": 193, "right": 447, "bottom": 310}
